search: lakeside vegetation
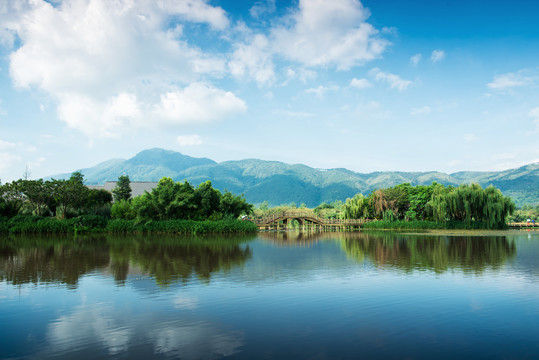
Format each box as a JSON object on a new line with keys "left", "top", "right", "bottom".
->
{"left": 254, "top": 182, "right": 516, "bottom": 230}
{"left": 0, "top": 173, "right": 256, "bottom": 235}
{"left": 0, "top": 170, "right": 522, "bottom": 233}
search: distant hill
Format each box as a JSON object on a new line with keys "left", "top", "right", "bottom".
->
{"left": 49, "top": 148, "right": 539, "bottom": 207}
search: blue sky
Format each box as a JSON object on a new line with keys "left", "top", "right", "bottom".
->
{"left": 1, "top": 0, "right": 538, "bottom": 182}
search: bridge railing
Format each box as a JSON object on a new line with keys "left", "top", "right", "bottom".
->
{"left": 251, "top": 211, "right": 367, "bottom": 226}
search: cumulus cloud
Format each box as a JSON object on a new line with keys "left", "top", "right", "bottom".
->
{"left": 305, "top": 85, "right": 339, "bottom": 98}
{"left": 487, "top": 69, "right": 537, "bottom": 90}
{"left": 430, "top": 49, "right": 446, "bottom": 62}
{"left": 349, "top": 78, "right": 372, "bottom": 89}
{"left": 157, "top": 0, "right": 229, "bottom": 30}
{"left": 410, "top": 53, "right": 421, "bottom": 66}
{"left": 271, "top": 0, "right": 389, "bottom": 69}
{"left": 229, "top": 34, "right": 276, "bottom": 86}
{"left": 4, "top": 0, "right": 239, "bottom": 138}
{"left": 154, "top": 83, "right": 246, "bottom": 125}
{"left": 369, "top": 68, "right": 412, "bottom": 91}
{"left": 177, "top": 134, "right": 203, "bottom": 146}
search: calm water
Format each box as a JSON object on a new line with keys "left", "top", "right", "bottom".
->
{"left": 1, "top": 230, "right": 539, "bottom": 360}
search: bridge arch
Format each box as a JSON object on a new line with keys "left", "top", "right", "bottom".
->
{"left": 253, "top": 211, "right": 364, "bottom": 231}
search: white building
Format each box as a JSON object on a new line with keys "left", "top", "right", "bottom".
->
{"left": 88, "top": 181, "right": 158, "bottom": 199}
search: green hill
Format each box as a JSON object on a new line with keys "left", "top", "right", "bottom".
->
{"left": 48, "top": 148, "right": 539, "bottom": 207}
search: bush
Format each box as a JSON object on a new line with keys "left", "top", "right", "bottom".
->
{"left": 72, "top": 215, "right": 108, "bottom": 229}
{"left": 111, "top": 200, "right": 135, "bottom": 220}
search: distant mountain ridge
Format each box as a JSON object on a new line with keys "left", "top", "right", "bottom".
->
{"left": 49, "top": 148, "right": 539, "bottom": 207}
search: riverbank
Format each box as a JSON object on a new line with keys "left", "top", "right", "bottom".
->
{"left": 0, "top": 215, "right": 258, "bottom": 235}
{"left": 361, "top": 220, "right": 508, "bottom": 230}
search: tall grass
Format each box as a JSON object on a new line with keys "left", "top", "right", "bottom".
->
{"left": 362, "top": 220, "right": 497, "bottom": 230}
{"left": 0, "top": 215, "right": 258, "bottom": 235}
{"left": 106, "top": 219, "right": 258, "bottom": 234}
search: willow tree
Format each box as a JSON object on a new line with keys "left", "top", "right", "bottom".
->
{"left": 428, "top": 183, "right": 514, "bottom": 229}
{"left": 342, "top": 194, "right": 368, "bottom": 219}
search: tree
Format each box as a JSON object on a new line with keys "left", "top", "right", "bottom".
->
{"left": 220, "top": 191, "right": 253, "bottom": 219}
{"left": 52, "top": 172, "right": 91, "bottom": 219}
{"left": 112, "top": 175, "right": 132, "bottom": 202}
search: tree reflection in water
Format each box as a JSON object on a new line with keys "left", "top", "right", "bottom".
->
{"left": 260, "top": 230, "right": 517, "bottom": 274}
{"left": 0, "top": 234, "right": 254, "bottom": 288}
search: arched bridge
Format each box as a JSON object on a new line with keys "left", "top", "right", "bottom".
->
{"left": 252, "top": 211, "right": 367, "bottom": 231}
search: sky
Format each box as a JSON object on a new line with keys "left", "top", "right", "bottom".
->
{"left": 1, "top": 0, "right": 539, "bottom": 182}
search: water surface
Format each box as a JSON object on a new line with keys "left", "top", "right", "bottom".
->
{"left": 1, "top": 230, "right": 539, "bottom": 359}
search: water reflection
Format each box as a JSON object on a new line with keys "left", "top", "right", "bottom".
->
{"left": 260, "top": 230, "right": 517, "bottom": 274}
{"left": 0, "top": 236, "right": 109, "bottom": 288}
{"left": 339, "top": 232, "right": 516, "bottom": 274}
{"left": 44, "top": 303, "right": 244, "bottom": 360}
{"left": 0, "top": 234, "right": 254, "bottom": 288}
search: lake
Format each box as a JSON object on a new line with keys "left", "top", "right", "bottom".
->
{"left": 1, "top": 230, "right": 539, "bottom": 359}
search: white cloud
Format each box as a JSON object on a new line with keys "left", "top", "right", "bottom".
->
{"left": 430, "top": 49, "right": 446, "bottom": 62}
{"left": 410, "top": 53, "right": 421, "bottom": 66}
{"left": 305, "top": 85, "right": 339, "bottom": 98}
{"left": 177, "top": 135, "right": 203, "bottom": 146}
{"left": 410, "top": 106, "right": 431, "bottom": 115}
{"left": 157, "top": 0, "right": 229, "bottom": 30}
{"left": 57, "top": 93, "right": 142, "bottom": 138}
{"left": 154, "top": 83, "right": 247, "bottom": 124}
{"left": 369, "top": 68, "right": 412, "bottom": 91}
{"left": 5, "top": 0, "right": 236, "bottom": 138}
{"left": 228, "top": 34, "right": 275, "bottom": 86}
{"left": 250, "top": 0, "right": 276, "bottom": 19}
{"left": 284, "top": 67, "right": 317, "bottom": 83}
{"left": 488, "top": 70, "right": 537, "bottom": 90}
{"left": 271, "top": 0, "right": 389, "bottom": 69}
{"left": 0, "top": 139, "right": 16, "bottom": 150}
{"left": 349, "top": 78, "right": 372, "bottom": 89}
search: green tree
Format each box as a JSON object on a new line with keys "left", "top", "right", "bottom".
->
{"left": 52, "top": 172, "right": 91, "bottom": 219}
{"left": 220, "top": 191, "right": 253, "bottom": 219}
{"left": 112, "top": 175, "right": 132, "bottom": 202}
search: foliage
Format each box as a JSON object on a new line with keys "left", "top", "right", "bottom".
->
{"left": 508, "top": 204, "right": 539, "bottom": 222}
{"left": 106, "top": 219, "right": 257, "bottom": 234}
{"left": 111, "top": 199, "right": 136, "bottom": 220}
{"left": 130, "top": 178, "right": 253, "bottom": 222}
{"left": 342, "top": 182, "right": 515, "bottom": 229}
{"left": 112, "top": 175, "right": 132, "bottom": 202}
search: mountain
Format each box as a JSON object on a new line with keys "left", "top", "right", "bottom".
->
{"left": 49, "top": 148, "right": 216, "bottom": 185}
{"left": 49, "top": 148, "right": 539, "bottom": 207}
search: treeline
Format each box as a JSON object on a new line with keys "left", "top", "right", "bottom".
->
{"left": 0, "top": 172, "right": 111, "bottom": 218}
{"left": 508, "top": 204, "right": 539, "bottom": 223}
{"left": 341, "top": 183, "right": 515, "bottom": 229}
{"left": 110, "top": 177, "right": 253, "bottom": 222}
{"left": 0, "top": 174, "right": 256, "bottom": 234}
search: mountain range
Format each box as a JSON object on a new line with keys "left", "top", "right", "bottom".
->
{"left": 49, "top": 148, "right": 539, "bottom": 207}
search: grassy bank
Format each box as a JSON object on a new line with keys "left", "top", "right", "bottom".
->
{"left": 0, "top": 215, "right": 258, "bottom": 235}
{"left": 362, "top": 220, "right": 502, "bottom": 230}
